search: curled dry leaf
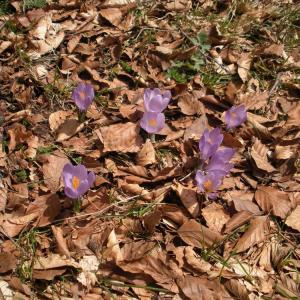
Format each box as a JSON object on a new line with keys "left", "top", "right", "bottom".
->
{"left": 51, "top": 225, "right": 70, "bottom": 257}
{"left": 26, "top": 194, "right": 61, "bottom": 227}
{"left": 1, "top": 212, "right": 39, "bottom": 238}
{"left": 56, "top": 119, "right": 85, "bottom": 142}
{"left": 234, "top": 216, "right": 269, "bottom": 253}
{"left": 177, "top": 275, "right": 233, "bottom": 300}
{"left": 136, "top": 139, "right": 156, "bottom": 166}
{"left": 172, "top": 182, "right": 199, "bottom": 218}
{"left": 0, "top": 182, "right": 7, "bottom": 212}
{"left": 184, "top": 246, "right": 212, "bottom": 274}
{"left": 99, "top": 122, "right": 143, "bottom": 153}
{"left": 224, "top": 279, "right": 250, "bottom": 300}
{"left": 255, "top": 186, "right": 291, "bottom": 219}
{"left": 285, "top": 205, "right": 300, "bottom": 232}
{"left": 178, "top": 93, "right": 204, "bottom": 116}
{"left": 250, "top": 138, "right": 276, "bottom": 173}
{"left": 0, "top": 253, "right": 17, "bottom": 273}
{"left": 178, "top": 219, "right": 224, "bottom": 248}
{"left": 274, "top": 145, "right": 294, "bottom": 160}
{"left": 33, "top": 253, "right": 79, "bottom": 270}
{"left": 224, "top": 211, "right": 253, "bottom": 234}
{"left": 99, "top": 8, "right": 123, "bottom": 27}
{"left": 121, "top": 240, "right": 157, "bottom": 262}
{"left": 184, "top": 114, "right": 208, "bottom": 141}
{"left": 237, "top": 53, "right": 252, "bottom": 83}
{"left": 41, "top": 151, "right": 69, "bottom": 192}
{"left": 49, "top": 110, "right": 73, "bottom": 132}
{"left": 202, "top": 202, "right": 230, "bottom": 233}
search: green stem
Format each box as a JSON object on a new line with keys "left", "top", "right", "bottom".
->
{"left": 73, "top": 198, "right": 81, "bottom": 213}
{"left": 78, "top": 110, "right": 86, "bottom": 123}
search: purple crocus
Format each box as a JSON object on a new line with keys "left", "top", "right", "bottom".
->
{"left": 140, "top": 111, "right": 165, "bottom": 134}
{"left": 62, "top": 163, "right": 95, "bottom": 199}
{"left": 144, "top": 88, "right": 171, "bottom": 113}
{"left": 72, "top": 82, "right": 94, "bottom": 111}
{"left": 206, "top": 147, "right": 235, "bottom": 176}
{"left": 225, "top": 105, "right": 247, "bottom": 129}
{"left": 199, "top": 128, "right": 223, "bottom": 161}
{"left": 195, "top": 170, "right": 223, "bottom": 199}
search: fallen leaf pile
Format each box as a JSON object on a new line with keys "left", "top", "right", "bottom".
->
{"left": 0, "top": 0, "right": 299, "bottom": 299}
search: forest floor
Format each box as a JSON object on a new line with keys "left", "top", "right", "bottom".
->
{"left": 0, "top": 0, "right": 300, "bottom": 299}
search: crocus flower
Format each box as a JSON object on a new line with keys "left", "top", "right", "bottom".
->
{"left": 144, "top": 88, "right": 171, "bottom": 113}
{"left": 140, "top": 111, "right": 165, "bottom": 134}
{"left": 199, "top": 128, "right": 223, "bottom": 161}
{"left": 225, "top": 105, "right": 247, "bottom": 129}
{"left": 62, "top": 163, "right": 95, "bottom": 199}
{"left": 195, "top": 170, "right": 223, "bottom": 199}
{"left": 72, "top": 82, "right": 94, "bottom": 111}
{"left": 206, "top": 147, "right": 235, "bottom": 176}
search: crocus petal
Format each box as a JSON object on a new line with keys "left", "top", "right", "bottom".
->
{"left": 87, "top": 171, "right": 96, "bottom": 187}
{"left": 198, "top": 128, "right": 223, "bottom": 160}
{"left": 72, "top": 82, "right": 94, "bottom": 111}
{"left": 143, "top": 88, "right": 171, "bottom": 113}
{"left": 74, "top": 164, "right": 88, "bottom": 181}
{"left": 140, "top": 111, "right": 165, "bottom": 134}
{"left": 77, "top": 180, "right": 90, "bottom": 197}
{"left": 225, "top": 105, "right": 247, "bottom": 129}
{"left": 64, "top": 186, "right": 80, "bottom": 199}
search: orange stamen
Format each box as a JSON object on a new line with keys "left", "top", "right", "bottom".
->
{"left": 148, "top": 118, "right": 157, "bottom": 127}
{"left": 203, "top": 179, "right": 213, "bottom": 192}
{"left": 79, "top": 91, "right": 86, "bottom": 100}
{"left": 72, "top": 176, "right": 80, "bottom": 190}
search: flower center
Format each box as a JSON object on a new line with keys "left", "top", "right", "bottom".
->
{"left": 148, "top": 118, "right": 157, "bottom": 127}
{"left": 231, "top": 111, "right": 237, "bottom": 119}
{"left": 203, "top": 179, "right": 213, "bottom": 192}
{"left": 79, "top": 91, "right": 87, "bottom": 100}
{"left": 72, "top": 176, "right": 80, "bottom": 190}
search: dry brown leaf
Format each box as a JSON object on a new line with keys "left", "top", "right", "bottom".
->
{"left": 233, "top": 198, "right": 261, "bottom": 215}
{"left": 51, "top": 225, "right": 70, "bottom": 257}
{"left": 99, "top": 122, "right": 143, "bottom": 153}
{"left": 1, "top": 212, "right": 39, "bottom": 238}
{"left": 48, "top": 110, "right": 73, "bottom": 132}
{"left": 239, "top": 92, "right": 268, "bottom": 111}
{"left": 178, "top": 93, "right": 204, "bottom": 115}
{"left": 234, "top": 216, "right": 269, "bottom": 253}
{"left": 172, "top": 182, "right": 199, "bottom": 218}
{"left": 224, "top": 211, "right": 253, "bottom": 234}
{"left": 184, "top": 246, "right": 212, "bottom": 274}
{"left": 255, "top": 186, "right": 291, "bottom": 219}
{"left": 32, "top": 268, "right": 66, "bottom": 280}
{"left": 224, "top": 279, "right": 250, "bottom": 300}
{"left": 26, "top": 194, "right": 61, "bottom": 227}
{"left": 0, "top": 253, "right": 17, "bottom": 273}
{"left": 237, "top": 53, "right": 251, "bottom": 83}
{"left": 40, "top": 151, "right": 69, "bottom": 192}
{"left": 250, "top": 138, "right": 276, "bottom": 173}
{"left": 184, "top": 114, "right": 208, "bottom": 141}
{"left": 262, "top": 44, "right": 285, "bottom": 57}
{"left": 136, "top": 139, "right": 156, "bottom": 166}
{"left": 202, "top": 203, "right": 230, "bottom": 233}
{"left": 118, "top": 249, "right": 179, "bottom": 293}
{"left": 33, "top": 253, "right": 79, "bottom": 270}
{"left": 274, "top": 145, "right": 294, "bottom": 160}
{"left": 178, "top": 219, "right": 224, "bottom": 248}
{"left": 99, "top": 8, "right": 123, "bottom": 27}
{"left": 0, "top": 183, "right": 7, "bottom": 212}
{"left": 246, "top": 112, "right": 273, "bottom": 139}
{"left": 177, "top": 275, "right": 233, "bottom": 300}
{"left": 285, "top": 205, "right": 300, "bottom": 232}
{"left": 56, "top": 119, "right": 84, "bottom": 142}
{"left": 121, "top": 240, "right": 157, "bottom": 262}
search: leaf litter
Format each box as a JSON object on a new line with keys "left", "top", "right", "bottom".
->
{"left": 0, "top": 0, "right": 299, "bottom": 299}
